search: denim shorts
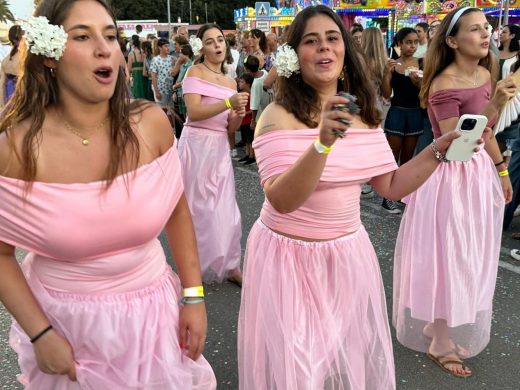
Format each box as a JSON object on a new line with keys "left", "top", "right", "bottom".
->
{"left": 384, "top": 106, "right": 424, "bottom": 136}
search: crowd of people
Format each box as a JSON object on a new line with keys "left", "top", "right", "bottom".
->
{"left": 0, "top": 0, "right": 519, "bottom": 388}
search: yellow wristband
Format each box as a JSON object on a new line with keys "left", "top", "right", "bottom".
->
{"left": 498, "top": 169, "right": 509, "bottom": 177}
{"left": 182, "top": 285, "right": 204, "bottom": 298}
{"left": 225, "top": 98, "right": 232, "bottom": 109}
{"left": 314, "top": 138, "right": 334, "bottom": 155}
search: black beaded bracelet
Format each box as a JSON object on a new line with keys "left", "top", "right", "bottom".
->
{"left": 494, "top": 160, "right": 505, "bottom": 167}
{"left": 30, "top": 325, "right": 53, "bottom": 344}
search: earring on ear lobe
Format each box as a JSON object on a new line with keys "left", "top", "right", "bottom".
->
{"left": 50, "top": 67, "right": 56, "bottom": 77}
{"left": 338, "top": 68, "right": 345, "bottom": 81}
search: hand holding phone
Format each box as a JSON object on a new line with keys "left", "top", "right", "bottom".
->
{"left": 445, "top": 114, "right": 488, "bottom": 162}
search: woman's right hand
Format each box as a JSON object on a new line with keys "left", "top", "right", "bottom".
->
{"left": 492, "top": 76, "right": 517, "bottom": 109}
{"left": 318, "top": 95, "right": 354, "bottom": 147}
{"left": 384, "top": 59, "right": 398, "bottom": 75}
{"left": 229, "top": 92, "right": 249, "bottom": 110}
{"left": 33, "top": 329, "right": 77, "bottom": 381}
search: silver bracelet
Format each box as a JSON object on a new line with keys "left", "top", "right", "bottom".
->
{"left": 180, "top": 297, "right": 205, "bottom": 305}
{"left": 430, "top": 140, "right": 447, "bottom": 163}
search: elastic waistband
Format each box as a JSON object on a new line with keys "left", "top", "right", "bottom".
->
{"left": 256, "top": 219, "right": 363, "bottom": 246}
{"left": 182, "top": 125, "right": 227, "bottom": 137}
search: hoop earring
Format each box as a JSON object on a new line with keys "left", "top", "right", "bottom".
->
{"left": 50, "top": 67, "right": 56, "bottom": 77}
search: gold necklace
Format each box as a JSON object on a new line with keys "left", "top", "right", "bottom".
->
{"left": 63, "top": 117, "right": 109, "bottom": 146}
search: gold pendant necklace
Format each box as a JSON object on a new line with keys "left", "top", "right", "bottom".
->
{"left": 63, "top": 117, "right": 109, "bottom": 146}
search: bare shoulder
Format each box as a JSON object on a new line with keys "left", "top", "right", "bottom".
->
{"left": 131, "top": 102, "right": 174, "bottom": 156}
{"left": 430, "top": 73, "right": 455, "bottom": 94}
{"left": 185, "top": 63, "right": 203, "bottom": 78}
{"left": 0, "top": 120, "right": 30, "bottom": 177}
{"left": 255, "top": 103, "right": 303, "bottom": 138}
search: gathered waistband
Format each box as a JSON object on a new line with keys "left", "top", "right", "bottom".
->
{"left": 182, "top": 125, "right": 227, "bottom": 137}
{"left": 256, "top": 219, "right": 363, "bottom": 246}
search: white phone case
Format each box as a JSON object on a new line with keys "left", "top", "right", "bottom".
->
{"left": 445, "top": 114, "right": 488, "bottom": 162}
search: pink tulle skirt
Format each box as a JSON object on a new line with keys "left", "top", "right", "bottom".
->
{"left": 10, "top": 256, "right": 216, "bottom": 390}
{"left": 238, "top": 221, "right": 396, "bottom": 390}
{"left": 393, "top": 151, "right": 504, "bottom": 357}
{"left": 178, "top": 126, "right": 241, "bottom": 283}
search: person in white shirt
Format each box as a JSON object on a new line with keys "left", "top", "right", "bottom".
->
{"left": 413, "top": 22, "right": 429, "bottom": 59}
{"left": 243, "top": 55, "right": 270, "bottom": 165}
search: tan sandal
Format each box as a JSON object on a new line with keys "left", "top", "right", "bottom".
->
{"left": 427, "top": 353, "right": 472, "bottom": 378}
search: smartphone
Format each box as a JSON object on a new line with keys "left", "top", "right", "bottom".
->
{"left": 445, "top": 114, "right": 488, "bottom": 162}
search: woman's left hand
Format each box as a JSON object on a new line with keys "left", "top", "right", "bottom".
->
{"left": 179, "top": 303, "right": 208, "bottom": 361}
{"left": 501, "top": 175, "right": 513, "bottom": 204}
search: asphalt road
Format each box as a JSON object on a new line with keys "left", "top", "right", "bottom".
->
{"left": 1, "top": 157, "right": 519, "bottom": 390}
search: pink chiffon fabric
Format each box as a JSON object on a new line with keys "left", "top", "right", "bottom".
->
{"left": 178, "top": 77, "right": 241, "bottom": 283}
{"left": 393, "top": 83, "right": 504, "bottom": 357}
{"left": 238, "top": 128, "right": 398, "bottom": 390}
{"left": 0, "top": 145, "right": 216, "bottom": 390}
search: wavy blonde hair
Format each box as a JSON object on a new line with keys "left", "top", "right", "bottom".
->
{"left": 361, "top": 27, "right": 388, "bottom": 86}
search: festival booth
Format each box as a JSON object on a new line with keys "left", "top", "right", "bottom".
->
{"left": 233, "top": 4, "right": 297, "bottom": 33}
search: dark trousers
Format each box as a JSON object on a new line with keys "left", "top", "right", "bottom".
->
{"left": 504, "top": 137, "right": 520, "bottom": 230}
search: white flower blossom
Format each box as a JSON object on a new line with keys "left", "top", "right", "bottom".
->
{"left": 274, "top": 44, "right": 300, "bottom": 78}
{"left": 189, "top": 36, "right": 203, "bottom": 57}
{"left": 21, "top": 16, "right": 68, "bottom": 61}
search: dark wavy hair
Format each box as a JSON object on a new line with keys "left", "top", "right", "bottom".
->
{"left": 275, "top": 5, "right": 382, "bottom": 128}
{"left": 420, "top": 7, "right": 493, "bottom": 107}
{"left": 0, "top": 0, "right": 143, "bottom": 187}
{"left": 195, "top": 23, "right": 227, "bottom": 74}
{"left": 8, "top": 25, "right": 22, "bottom": 60}
{"left": 250, "top": 28, "right": 267, "bottom": 53}
{"left": 499, "top": 24, "right": 520, "bottom": 52}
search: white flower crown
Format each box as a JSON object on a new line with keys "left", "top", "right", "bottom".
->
{"left": 189, "top": 36, "right": 203, "bottom": 57}
{"left": 274, "top": 44, "right": 300, "bottom": 78}
{"left": 21, "top": 16, "right": 68, "bottom": 61}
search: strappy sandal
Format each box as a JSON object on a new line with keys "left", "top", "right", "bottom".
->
{"left": 422, "top": 333, "right": 470, "bottom": 358}
{"left": 427, "top": 353, "right": 472, "bottom": 378}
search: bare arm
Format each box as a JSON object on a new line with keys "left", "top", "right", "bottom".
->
{"left": 381, "top": 60, "right": 397, "bottom": 99}
{"left": 164, "top": 195, "right": 207, "bottom": 360}
{"left": 0, "top": 241, "right": 76, "bottom": 380}
{"left": 151, "top": 72, "right": 160, "bottom": 100}
{"left": 370, "top": 132, "right": 459, "bottom": 200}
{"left": 263, "top": 66, "right": 278, "bottom": 89}
{"left": 260, "top": 96, "right": 353, "bottom": 214}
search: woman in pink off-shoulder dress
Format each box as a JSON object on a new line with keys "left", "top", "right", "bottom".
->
{"left": 178, "top": 24, "right": 249, "bottom": 285}
{"left": 0, "top": 1, "right": 216, "bottom": 389}
{"left": 393, "top": 7, "right": 516, "bottom": 378}
{"left": 237, "top": 5, "right": 464, "bottom": 390}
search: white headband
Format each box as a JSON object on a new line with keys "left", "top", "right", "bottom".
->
{"left": 446, "top": 7, "right": 471, "bottom": 36}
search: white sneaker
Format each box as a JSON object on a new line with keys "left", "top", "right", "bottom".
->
{"left": 361, "top": 184, "right": 374, "bottom": 198}
{"left": 511, "top": 249, "right": 520, "bottom": 261}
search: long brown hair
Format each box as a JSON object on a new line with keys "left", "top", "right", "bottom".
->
{"left": 420, "top": 7, "right": 493, "bottom": 108}
{"left": 0, "top": 0, "right": 142, "bottom": 187}
{"left": 275, "top": 5, "right": 382, "bottom": 128}
{"left": 361, "top": 27, "right": 388, "bottom": 86}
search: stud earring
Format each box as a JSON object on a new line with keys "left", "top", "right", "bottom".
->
{"left": 50, "top": 67, "right": 56, "bottom": 77}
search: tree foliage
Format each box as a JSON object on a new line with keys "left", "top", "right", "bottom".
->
{"left": 0, "top": 0, "right": 14, "bottom": 23}
{"left": 109, "top": 0, "right": 277, "bottom": 29}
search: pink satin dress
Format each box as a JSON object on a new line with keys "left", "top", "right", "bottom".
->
{"left": 178, "top": 77, "right": 242, "bottom": 283}
{"left": 238, "top": 128, "right": 398, "bottom": 390}
{"left": 0, "top": 145, "right": 216, "bottom": 390}
{"left": 393, "top": 81, "right": 504, "bottom": 357}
